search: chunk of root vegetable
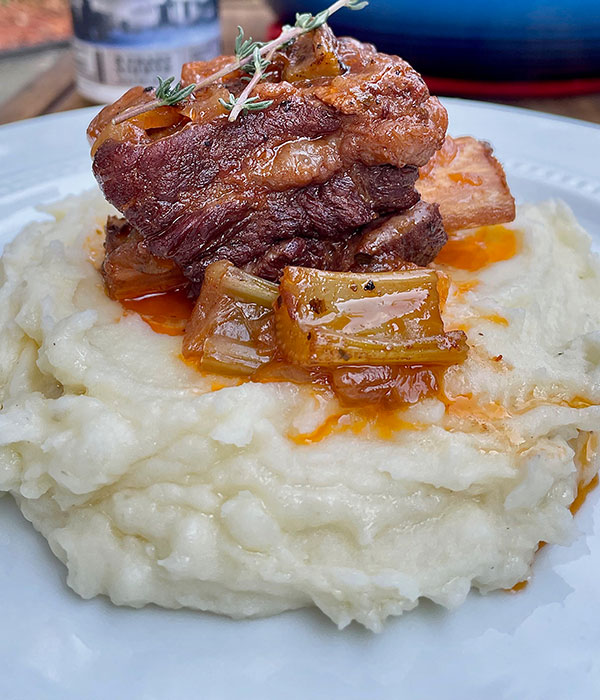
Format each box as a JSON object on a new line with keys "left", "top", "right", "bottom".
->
{"left": 274, "top": 266, "right": 468, "bottom": 366}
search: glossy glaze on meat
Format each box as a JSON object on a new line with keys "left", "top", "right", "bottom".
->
{"left": 90, "top": 26, "right": 450, "bottom": 296}
{"left": 352, "top": 200, "right": 446, "bottom": 271}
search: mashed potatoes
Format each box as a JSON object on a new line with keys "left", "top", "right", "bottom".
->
{"left": 1, "top": 191, "right": 599, "bottom": 630}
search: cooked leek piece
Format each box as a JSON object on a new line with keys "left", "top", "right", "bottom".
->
{"left": 274, "top": 266, "right": 468, "bottom": 366}
{"left": 182, "top": 260, "right": 276, "bottom": 374}
{"left": 219, "top": 264, "right": 279, "bottom": 306}
{"left": 200, "top": 335, "right": 273, "bottom": 376}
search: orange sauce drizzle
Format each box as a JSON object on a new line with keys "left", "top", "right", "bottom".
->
{"left": 85, "top": 229, "right": 105, "bottom": 269}
{"left": 289, "top": 406, "right": 421, "bottom": 445}
{"left": 454, "top": 312, "right": 509, "bottom": 333}
{"left": 570, "top": 474, "right": 599, "bottom": 516}
{"left": 444, "top": 394, "right": 510, "bottom": 422}
{"left": 290, "top": 412, "right": 356, "bottom": 445}
{"left": 121, "top": 289, "right": 195, "bottom": 336}
{"left": 509, "top": 580, "right": 529, "bottom": 593}
{"left": 455, "top": 279, "right": 479, "bottom": 296}
{"left": 448, "top": 172, "right": 483, "bottom": 187}
{"left": 435, "top": 224, "right": 519, "bottom": 271}
{"left": 508, "top": 432, "right": 598, "bottom": 593}
{"left": 568, "top": 396, "right": 594, "bottom": 409}
{"left": 571, "top": 433, "right": 599, "bottom": 515}
{"left": 481, "top": 313, "right": 509, "bottom": 326}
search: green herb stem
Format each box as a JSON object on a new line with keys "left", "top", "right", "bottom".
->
{"left": 226, "top": 45, "right": 277, "bottom": 121}
{"left": 111, "top": 0, "right": 368, "bottom": 126}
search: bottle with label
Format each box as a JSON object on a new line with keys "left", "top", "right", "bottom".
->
{"left": 70, "top": 0, "right": 221, "bottom": 103}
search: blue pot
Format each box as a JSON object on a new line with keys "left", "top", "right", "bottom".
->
{"left": 266, "top": 0, "right": 600, "bottom": 80}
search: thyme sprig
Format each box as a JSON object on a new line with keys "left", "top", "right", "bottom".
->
{"left": 223, "top": 46, "right": 276, "bottom": 122}
{"left": 293, "top": 0, "right": 368, "bottom": 32}
{"left": 111, "top": 76, "right": 198, "bottom": 124}
{"left": 155, "top": 75, "right": 197, "bottom": 105}
{"left": 219, "top": 93, "right": 275, "bottom": 115}
{"left": 112, "top": 0, "right": 368, "bottom": 126}
{"left": 241, "top": 45, "right": 271, "bottom": 76}
{"left": 234, "top": 26, "right": 264, "bottom": 64}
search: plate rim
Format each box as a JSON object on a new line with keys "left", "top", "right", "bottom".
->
{"left": 0, "top": 96, "right": 599, "bottom": 137}
{"left": 1, "top": 94, "right": 600, "bottom": 699}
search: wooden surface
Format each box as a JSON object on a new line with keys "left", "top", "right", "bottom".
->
{"left": 1, "top": 0, "right": 599, "bottom": 126}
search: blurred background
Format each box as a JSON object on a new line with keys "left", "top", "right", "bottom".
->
{"left": 0, "top": 0, "right": 599, "bottom": 125}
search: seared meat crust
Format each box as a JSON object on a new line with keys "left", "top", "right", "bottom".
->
{"left": 93, "top": 94, "right": 344, "bottom": 237}
{"left": 417, "top": 136, "right": 515, "bottom": 232}
{"left": 103, "top": 198, "right": 447, "bottom": 299}
{"left": 352, "top": 201, "right": 446, "bottom": 271}
{"left": 90, "top": 27, "right": 449, "bottom": 294}
{"left": 144, "top": 164, "right": 420, "bottom": 292}
{"left": 102, "top": 217, "right": 186, "bottom": 300}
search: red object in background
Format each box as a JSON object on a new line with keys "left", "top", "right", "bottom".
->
{"left": 424, "top": 76, "right": 600, "bottom": 99}
{"left": 267, "top": 22, "right": 600, "bottom": 99}
{"left": 0, "top": 0, "right": 72, "bottom": 53}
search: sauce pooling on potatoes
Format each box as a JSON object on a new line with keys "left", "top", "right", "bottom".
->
{"left": 115, "top": 228, "right": 521, "bottom": 409}
{"left": 508, "top": 432, "right": 599, "bottom": 592}
{"left": 121, "top": 289, "right": 194, "bottom": 336}
{"left": 435, "top": 224, "right": 519, "bottom": 271}
{"left": 118, "top": 278, "right": 449, "bottom": 410}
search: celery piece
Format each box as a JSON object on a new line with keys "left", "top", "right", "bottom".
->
{"left": 274, "top": 266, "right": 468, "bottom": 366}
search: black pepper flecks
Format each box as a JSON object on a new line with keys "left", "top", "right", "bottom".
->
{"left": 308, "top": 298, "right": 325, "bottom": 314}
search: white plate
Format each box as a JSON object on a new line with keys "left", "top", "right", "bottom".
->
{"left": 1, "top": 100, "right": 600, "bottom": 700}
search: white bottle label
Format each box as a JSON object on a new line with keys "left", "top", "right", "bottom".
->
{"left": 70, "top": 0, "right": 221, "bottom": 100}
{"left": 73, "top": 28, "right": 221, "bottom": 88}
